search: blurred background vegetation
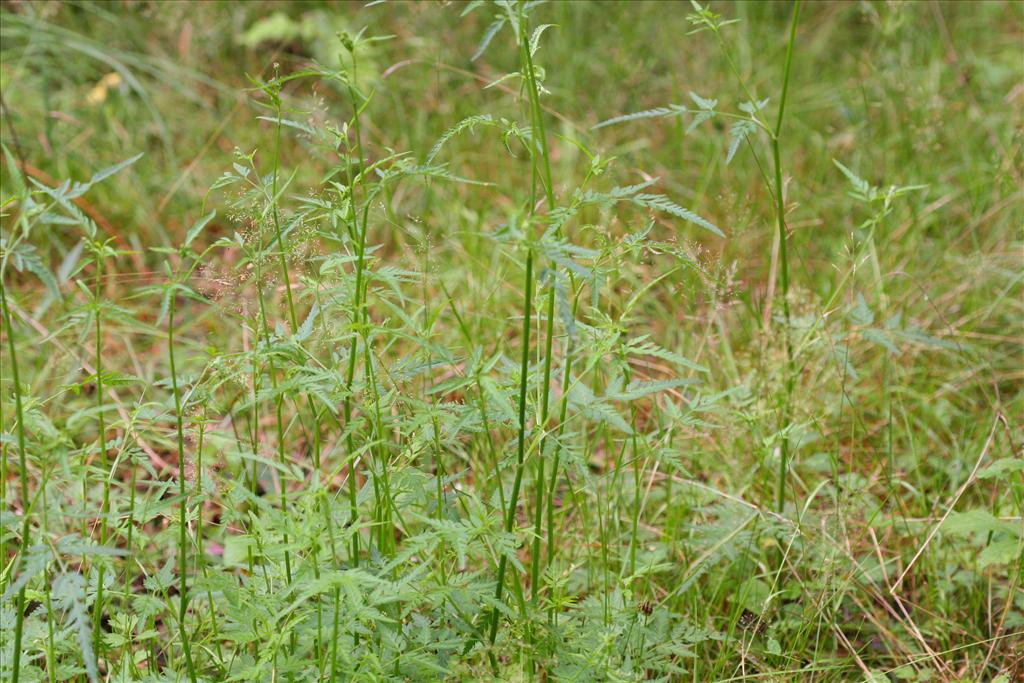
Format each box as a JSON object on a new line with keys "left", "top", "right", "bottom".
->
{"left": 3, "top": 0, "right": 1020, "bottom": 441}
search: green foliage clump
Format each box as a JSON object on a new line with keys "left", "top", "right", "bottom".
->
{"left": 1, "top": 1, "right": 1022, "bottom": 681}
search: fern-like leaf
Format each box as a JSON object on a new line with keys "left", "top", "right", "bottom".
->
{"left": 726, "top": 119, "right": 757, "bottom": 164}
{"left": 427, "top": 115, "right": 497, "bottom": 163}
{"left": 631, "top": 193, "right": 724, "bottom": 237}
{"left": 591, "top": 104, "right": 687, "bottom": 130}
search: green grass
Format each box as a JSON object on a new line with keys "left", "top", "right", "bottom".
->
{"left": 1, "top": 1, "right": 1022, "bottom": 681}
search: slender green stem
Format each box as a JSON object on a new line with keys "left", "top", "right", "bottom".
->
{"left": 773, "top": 0, "right": 801, "bottom": 514}
{"left": 545, "top": 289, "right": 580, "bottom": 573}
{"left": 245, "top": 152, "right": 294, "bottom": 586}
{"left": 529, "top": 280, "right": 555, "bottom": 600}
{"left": 270, "top": 111, "right": 297, "bottom": 333}
{"left": 342, "top": 70, "right": 370, "bottom": 568}
{"left": 267, "top": 85, "right": 326, "bottom": 510}
{"left": 2, "top": 279, "right": 31, "bottom": 683}
{"left": 363, "top": 327, "right": 394, "bottom": 554}
{"left": 342, "top": 204, "right": 368, "bottom": 566}
{"left": 255, "top": 278, "right": 294, "bottom": 583}
{"left": 713, "top": 32, "right": 769, "bottom": 132}
{"left": 266, "top": 84, "right": 304, "bottom": 590}
{"left": 194, "top": 407, "right": 225, "bottom": 667}
{"left": 487, "top": 246, "right": 534, "bottom": 653}
{"left": 518, "top": 3, "right": 559, "bottom": 613}
{"left": 487, "top": 8, "right": 563, "bottom": 670}
{"left": 773, "top": 4, "right": 801, "bottom": 138}
{"left": 169, "top": 292, "right": 198, "bottom": 683}
{"left": 37, "top": 455, "right": 56, "bottom": 682}
{"left": 123, "top": 432, "right": 139, "bottom": 677}
{"left": 330, "top": 586, "right": 341, "bottom": 679}
{"left": 91, "top": 248, "right": 110, "bottom": 661}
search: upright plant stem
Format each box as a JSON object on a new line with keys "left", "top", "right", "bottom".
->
{"left": 489, "top": 7, "right": 561, "bottom": 667}
{"left": 545, "top": 291, "right": 580, "bottom": 574}
{"left": 2, "top": 280, "right": 30, "bottom": 683}
{"left": 773, "top": 0, "right": 801, "bottom": 514}
{"left": 123, "top": 433, "right": 139, "bottom": 677}
{"left": 520, "top": 4, "right": 558, "bottom": 609}
{"left": 43, "top": 489, "right": 56, "bottom": 683}
{"left": 529, "top": 281, "right": 555, "bottom": 599}
{"left": 169, "top": 292, "right": 198, "bottom": 682}
{"left": 487, "top": 244, "right": 534, "bottom": 653}
{"left": 246, "top": 188, "right": 293, "bottom": 588}
{"left": 270, "top": 112, "right": 297, "bottom": 333}
{"left": 263, "top": 94, "right": 298, "bottom": 587}
{"left": 92, "top": 247, "right": 111, "bottom": 664}
{"left": 339, "top": 62, "right": 372, "bottom": 569}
